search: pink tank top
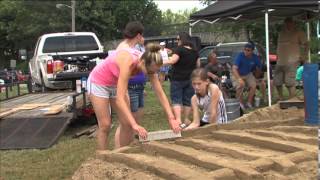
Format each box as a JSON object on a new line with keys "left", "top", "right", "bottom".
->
{"left": 89, "top": 48, "right": 141, "bottom": 86}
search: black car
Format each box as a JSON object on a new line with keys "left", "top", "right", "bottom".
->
{"left": 199, "top": 42, "right": 266, "bottom": 67}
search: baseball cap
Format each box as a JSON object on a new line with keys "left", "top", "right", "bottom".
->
{"left": 244, "top": 42, "right": 255, "bottom": 50}
{"left": 160, "top": 42, "right": 165, "bottom": 46}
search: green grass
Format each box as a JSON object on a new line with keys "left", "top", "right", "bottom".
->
{"left": 0, "top": 81, "right": 171, "bottom": 180}
{"left": 0, "top": 84, "right": 29, "bottom": 100}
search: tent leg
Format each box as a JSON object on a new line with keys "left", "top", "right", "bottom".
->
{"left": 306, "top": 22, "right": 311, "bottom": 63}
{"left": 265, "top": 10, "right": 272, "bottom": 107}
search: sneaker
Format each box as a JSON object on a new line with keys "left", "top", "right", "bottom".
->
{"left": 240, "top": 103, "right": 246, "bottom": 111}
{"left": 246, "top": 103, "right": 253, "bottom": 109}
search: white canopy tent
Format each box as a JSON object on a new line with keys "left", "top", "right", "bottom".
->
{"left": 189, "top": 0, "right": 320, "bottom": 107}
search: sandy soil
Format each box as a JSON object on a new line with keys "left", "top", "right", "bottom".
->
{"left": 72, "top": 104, "right": 318, "bottom": 180}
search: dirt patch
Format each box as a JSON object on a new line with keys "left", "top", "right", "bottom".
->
{"left": 73, "top": 104, "right": 317, "bottom": 180}
{"left": 72, "top": 158, "right": 163, "bottom": 180}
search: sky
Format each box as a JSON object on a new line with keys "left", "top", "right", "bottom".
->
{"left": 154, "top": 0, "right": 206, "bottom": 13}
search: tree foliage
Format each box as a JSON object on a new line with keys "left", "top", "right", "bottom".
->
{"left": 161, "top": 8, "right": 198, "bottom": 35}
{"left": 0, "top": 0, "right": 162, "bottom": 68}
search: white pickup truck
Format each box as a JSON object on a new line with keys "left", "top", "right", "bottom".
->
{"left": 29, "top": 32, "right": 107, "bottom": 90}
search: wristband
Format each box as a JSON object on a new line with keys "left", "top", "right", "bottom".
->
{"left": 179, "top": 123, "right": 187, "bottom": 129}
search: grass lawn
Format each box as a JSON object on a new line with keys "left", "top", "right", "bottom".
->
{"left": 0, "top": 84, "right": 29, "bottom": 101}
{"left": 0, "top": 81, "right": 170, "bottom": 180}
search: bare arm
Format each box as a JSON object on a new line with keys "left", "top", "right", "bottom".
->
{"left": 208, "top": 84, "right": 221, "bottom": 124}
{"left": 196, "top": 58, "right": 200, "bottom": 68}
{"left": 115, "top": 51, "right": 147, "bottom": 138}
{"left": 232, "top": 65, "right": 241, "bottom": 80}
{"left": 207, "top": 72, "right": 219, "bottom": 80}
{"left": 185, "top": 95, "right": 201, "bottom": 130}
{"left": 149, "top": 73, "right": 181, "bottom": 133}
{"left": 163, "top": 54, "right": 179, "bottom": 65}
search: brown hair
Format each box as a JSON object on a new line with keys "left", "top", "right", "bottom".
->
{"left": 178, "top": 32, "right": 195, "bottom": 49}
{"left": 123, "top": 21, "right": 144, "bottom": 39}
{"left": 141, "top": 43, "right": 162, "bottom": 73}
{"left": 207, "top": 51, "right": 217, "bottom": 61}
{"left": 190, "top": 68, "right": 208, "bottom": 81}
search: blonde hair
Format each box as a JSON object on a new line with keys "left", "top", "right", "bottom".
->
{"left": 141, "top": 43, "right": 163, "bottom": 73}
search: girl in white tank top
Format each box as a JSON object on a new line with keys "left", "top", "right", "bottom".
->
{"left": 185, "top": 68, "right": 228, "bottom": 130}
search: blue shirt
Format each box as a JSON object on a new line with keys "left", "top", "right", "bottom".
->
{"left": 128, "top": 72, "right": 146, "bottom": 85}
{"left": 234, "top": 52, "right": 261, "bottom": 76}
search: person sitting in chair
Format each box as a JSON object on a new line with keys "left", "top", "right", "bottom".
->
{"left": 232, "top": 42, "right": 262, "bottom": 110}
{"left": 205, "top": 51, "right": 232, "bottom": 98}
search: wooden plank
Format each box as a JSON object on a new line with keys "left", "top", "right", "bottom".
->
{"left": 139, "top": 130, "right": 181, "bottom": 142}
{"left": 43, "top": 103, "right": 67, "bottom": 115}
{"left": 279, "top": 101, "right": 304, "bottom": 109}
{"left": 0, "top": 103, "right": 50, "bottom": 119}
{"left": 73, "top": 125, "right": 97, "bottom": 138}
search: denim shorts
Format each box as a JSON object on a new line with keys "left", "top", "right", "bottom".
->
{"left": 128, "top": 84, "right": 145, "bottom": 112}
{"left": 170, "top": 80, "right": 194, "bottom": 107}
{"left": 87, "top": 77, "right": 117, "bottom": 99}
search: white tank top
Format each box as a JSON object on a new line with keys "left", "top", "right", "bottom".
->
{"left": 197, "top": 85, "right": 228, "bottom": 124}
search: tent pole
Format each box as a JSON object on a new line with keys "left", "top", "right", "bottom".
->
{"left": 265, "top": 9, "right": 272, "bottom": 107}
{"left": 306, "top": 22, "right": 311, "bottom": 63}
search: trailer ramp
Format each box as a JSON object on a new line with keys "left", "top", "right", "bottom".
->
{"left": 0, "top": 92, "right": 80, "bottom": 150}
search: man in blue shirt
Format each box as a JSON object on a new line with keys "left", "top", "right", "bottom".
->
{"left": 232, "top": 42, "right": 262, "bottom": 110}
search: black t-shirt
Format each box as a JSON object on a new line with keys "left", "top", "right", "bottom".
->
{"left": 205, "top": 63, "right": 230, "bottom": 79}
{"left": 171, "top": 46, "right": 199, "bottom": 81}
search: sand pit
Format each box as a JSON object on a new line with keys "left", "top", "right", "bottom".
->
{"left": 72, "top": 105, "right": 318, "bottom": 180}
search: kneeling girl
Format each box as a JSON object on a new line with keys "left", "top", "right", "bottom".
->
{"left": 185, "top": 68, "right": 228, "bottom": 130}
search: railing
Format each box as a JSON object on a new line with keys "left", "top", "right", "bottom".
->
{"left": 0, "top": 80, "right": 32, "bottom": 101}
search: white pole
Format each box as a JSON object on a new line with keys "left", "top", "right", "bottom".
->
{"left": 265, "top": 10, "right": 272, "bottom": 107}
{"left": 189, "top": 24, "right": 192, "bottom": 36}
{"left": 306, "top": 22, "right": 311, "bottom": 63}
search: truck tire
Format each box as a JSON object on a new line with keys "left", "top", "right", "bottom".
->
{"left": 40, "top": 74, "right": 49, "bottom": 92}
{"left": 30, "top": 78, "right": 42, "bottom": 93}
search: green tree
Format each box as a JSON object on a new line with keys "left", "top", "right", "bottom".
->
{"left": 0, "top": 0, "right": 162, "bottom": 68}
{"left": 161, "top": 8, "right": 198, "bottom": 35}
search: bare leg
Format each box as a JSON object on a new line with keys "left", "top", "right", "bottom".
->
{"left": 114, "top": 124, "right": 134, "bottom": 149}
{"left": 248, "top": 86, "right": 257, "bottom": 105}
{"left": 114, "top": 95, "right": 135, "bottom": 149}
{"left": 132, "top": 108, "right": 143, "bottom": 124}
{"left": 90, "top": 95, "right": 112, "bottom": 150}
{"left": 183, "top": 106, "right": 192, "bottom": 125}
{"left": 236, "top": 83, "right": 245, "bottom": 105}
{"left": 260, "top": 80, "right": 266, "bottom": 102}
{"left": 287, "top": 86, "right": 295, "bottom": 99}
{"left": 276, "top": 85, "right": 283, "bottom": 100}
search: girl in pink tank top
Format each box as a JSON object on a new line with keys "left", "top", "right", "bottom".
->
{"left": 87, "top": 21, "right": 181, "bottom": 151}
{"left": 88, "top": 48, "right": 141, "bottom": 86}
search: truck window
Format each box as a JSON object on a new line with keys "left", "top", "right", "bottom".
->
{"left": 42, "top": 35, "right": 99, "bottom": 53}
